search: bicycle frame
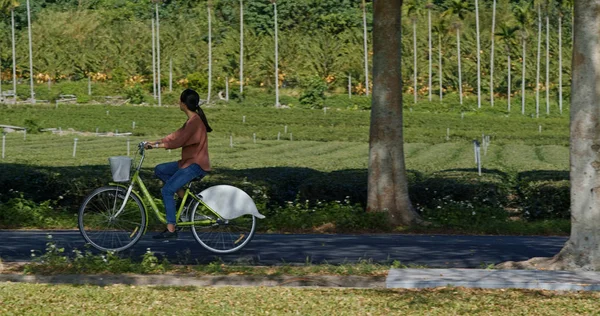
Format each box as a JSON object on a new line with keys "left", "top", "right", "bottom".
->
{"left": 110, "top": 144, "right": 223, "bottom": 233}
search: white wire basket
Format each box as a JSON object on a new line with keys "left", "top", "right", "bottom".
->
{"left": 108, "top": 156, "right": 133, "bottom": 182}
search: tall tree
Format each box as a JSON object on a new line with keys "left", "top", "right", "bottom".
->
{"left": 426, "top": 2, "right": 434, "bottom": 102}
{"left": 239, "top": 0, "right": 244, "bottom": 95}
{"left": 152, "top": 18, "right": 157, "bottom": 100}
{"left": 406, "top": 0, "right": 422, "bottom": 104}
{"left": 26, "top": 0, "right": 33, "bottom": 104}
{"left": 545, "top": 0, "right": 550, "bottom": 115}
{"left": 535, "top": 2, "right": 542, "bottom": 118}
{"left": 433, "top": 16, "right": 448, "bottom": 101}
{"left": 10, "top": 1, "right": 17, "bottom": 102}
{"left": 361, "top": 0, "right": 369, "bottom": 96}
{"left": 496, "top": 23, "right": 518, "bottom": 112}
{"left": 474, "top": 0, "right": 482, "bottom": 108}
{"left": 207, "top": 0, "right": 213, "bottom": 103}
{"left": 489, "top": 0, "right": 497, "bottom": 107}
{"left": 514, "top": 3, "right": 531, "bottom": 115}
{"left": 498, "top": 0, "right": 600, "bottom": 271}
{"left": 443, "top": 0, "right": 470, "bottom": 105}
{"left": 556, "top": 0, "right": 573, "bottom": 115}
{"left": 271, "top": 0, "right": 279, "bottom": 106}
{"left": 369, "top": 0, "right": 422, "bottom": 226}
{"left": 154, "top": 0, "right": 162, "bottom": 106}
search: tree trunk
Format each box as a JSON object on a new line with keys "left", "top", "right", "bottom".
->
{"left": 490, "top": 0, "right": 497, "bottom": 107}
{"left": 545, "top": 14, "right": 550, "bottom": 115}
{"left": 240, "top": 0, "right": 244, "bottom": 95}
{"left": 152, "top": 18, "right": 157, "bottom": 100}
{"left": 348, "top": 74, "right": 352, "bottom": 98}
{"left": 507, "top": 50, "right": 511, "bottom": 112}
{"left": 11, "top": 8, "right": 17, "bottom": 103}
{"left": 155, "top": 3, "right": 162, "bottom": 106}
{"left": 521, "top": 36, "right": 526, "bottom": 115}
{"left": 439, "top": 34, "right": 442, "bottom": 101}
{"left": 362, "top": 0, "right": 369, "bottom": 96}
{"left": 475, "top": 0, "right": 481, "bottom": 108}
{"left": 535, "top": 6, "right": 541, "bottom": 118}
{"left": 368, "top": 0, "right": 421, "bottom": 226}
{"left": 428, "top": 9, "right": 432, "bottom": 102}
{"left": 413, "top": 18, "right": 417, "bottom": 104}
{"left": 26, "top": 0, "right": 34, "bottom": 104}
{"left": 169, "top": 57, "right": 173, "bottom": 92}
{"left": 558, "top": 15, "right": 563, "bottom": 114}
{"left": 207, "top": 2, "right": 213, "bottom": 104}
{"left": 457, "top": 28, "right": 462, "bottom": 105}
{"left": 273, "top": 1, "right": 280, "bottom": 106}
{"left": 497, "top": 0, "right": 600, "bottom": 271}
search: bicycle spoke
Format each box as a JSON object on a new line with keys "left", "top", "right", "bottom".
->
{"left": 192, "top": 207, "right": 256, "bottom": 253}
{"left": 79, "top": 186, "right": 145, "bottom": 252}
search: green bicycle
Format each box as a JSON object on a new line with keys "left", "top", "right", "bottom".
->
{"left": 78, "top": 142, "right": 265, "bottom": 253}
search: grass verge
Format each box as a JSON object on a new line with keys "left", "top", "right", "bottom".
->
{"left": 0, "top": 283, "right": 598, "bottom": 315}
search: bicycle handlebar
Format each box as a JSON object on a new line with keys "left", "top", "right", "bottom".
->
{"left": 138, "top": 142, "right": 147, "bottom": 155}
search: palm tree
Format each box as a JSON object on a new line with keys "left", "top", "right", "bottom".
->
{"left": 535, "top": 2, "right": 542, "bottom": 118}
{"left": 151, "top": 18, "right": 157, "bottom": 100}
{"left": 26, "top": 0, "right": 33, "bottom": 103}
{"left": 442, "top": 0, "right": 471, "bottom": 105}
{"left": 433, "top": 17, "right": 448, "bottom": 101}
{"left": 239, "top": 0, "right": 244, "bottom": 95}
{"left": 426, "top": 2, "right": 435, "bottom": 102}
{"left": 490, "top": 0, "right": 497, "bottom": 107}
{"left": 545, "top": 0, "right": 550, "bottom": 115}
{"left": 514, "top": 3, "right": 531, "bottom": 115}
{"left": 271, "top": 0, "right": 280, "bottom": 106}
{"left": 496, "top": 23, "right": 518, "bottom": 112}
{"left": 154, "top": 0, "right": 162, "bottom": 106}
{"left": 474, "top": 0, "right": 482, "bottom": 108}
{"left": 207, "top": 0, "right": 213, "bottom": 103}
{"left": 406, "top": 0, "right": 422, "bottom": 104}
{"left": 361, "top": 0, "right": 369, "bottom": 96}
{"left": 556, "top": 0, "right": 573, "bottom": 115}
{"left": 10, "top": 2, "right": 17, "bottom": 102}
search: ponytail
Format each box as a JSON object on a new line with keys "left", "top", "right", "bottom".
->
{"left": 195, "top": 107, "right": 213, "bottom": 133}
{"left": 180, "top": 89, "right": 213, "bottom": 133}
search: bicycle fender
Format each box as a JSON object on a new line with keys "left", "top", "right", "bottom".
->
{"left": 199, "top": 185, "right": 266, "bottom": 220}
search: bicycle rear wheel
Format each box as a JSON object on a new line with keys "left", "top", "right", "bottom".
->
{"left": 78, "top": 186, "right": 146, "bottom": 252}
{"left": 190, "top": 201, "right": 256, "bottom": 254}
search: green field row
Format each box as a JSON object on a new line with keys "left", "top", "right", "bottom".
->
{"left": 0, "top": 133, "right": 568, "bottom": 175}
{"left": 1, "top": 103, "right": 569, "bottom": 145}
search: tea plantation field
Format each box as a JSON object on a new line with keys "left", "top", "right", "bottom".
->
{"left": 0, "top": 103, "right": 571, "bottom": 233}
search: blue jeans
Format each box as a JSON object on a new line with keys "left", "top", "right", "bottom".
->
{"left": 155, "top": 162, "right": 207, "bottom": 225}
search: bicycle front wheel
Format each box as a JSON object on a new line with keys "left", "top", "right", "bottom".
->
{"left": 190, "top": 201, "right": 256, "bottom": 254}
{"left": 78, "top": 186, "right": 146, "bottom": 252}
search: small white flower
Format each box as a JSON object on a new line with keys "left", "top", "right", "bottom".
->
{"left": 472, "top": 211, "right": 476, "bottom": 215}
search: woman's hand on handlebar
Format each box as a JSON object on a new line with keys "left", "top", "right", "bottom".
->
{"left": 142, "top": 141, "right": 163, "bottom": 149}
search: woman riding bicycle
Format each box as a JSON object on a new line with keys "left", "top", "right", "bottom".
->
{"left": 145, "top": 88, "right": 212, "bottom": 240}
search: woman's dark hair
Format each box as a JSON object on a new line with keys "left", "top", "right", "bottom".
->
{"left": 180, "top": 89, "right": 212, "bottom": 132}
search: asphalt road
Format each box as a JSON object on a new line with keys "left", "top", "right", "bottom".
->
{"left": 0, "top": 230, "right": 568, "bottom": 268}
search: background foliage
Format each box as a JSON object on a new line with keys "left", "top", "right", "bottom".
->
{"left": 0, "top": 0, "right": 573, "bottom": 103}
